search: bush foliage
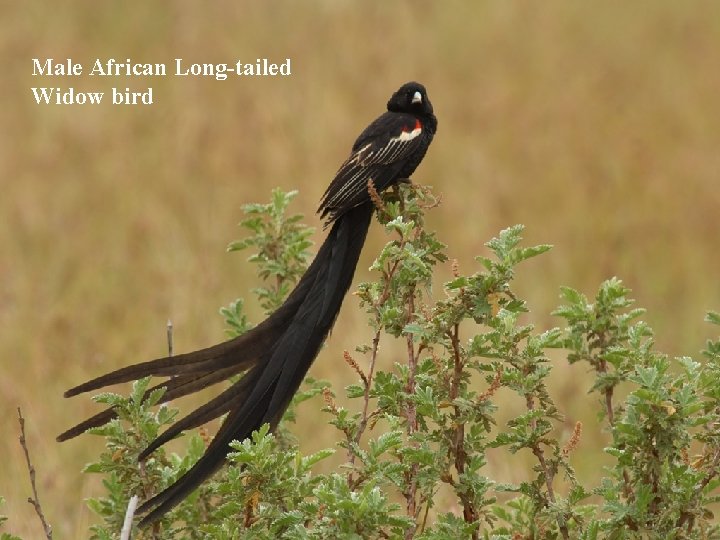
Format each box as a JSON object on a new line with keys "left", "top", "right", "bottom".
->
{"left": 4, "top": 186, "right": 719, "bottom": 540}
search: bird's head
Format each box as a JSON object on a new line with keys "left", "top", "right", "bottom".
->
{"left": 387, "top": 82, "right": 434, "bottom": 116}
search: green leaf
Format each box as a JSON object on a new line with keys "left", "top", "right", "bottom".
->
{"left": 706, "top": 311, "right": 720, "bottom": 326}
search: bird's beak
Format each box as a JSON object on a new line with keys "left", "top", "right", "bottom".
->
{"left": 412, "top": 91, "right": 422, "bottom": 104}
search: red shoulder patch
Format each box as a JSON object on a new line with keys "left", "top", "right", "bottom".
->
{"left": 401, "top": 119, "right": 422, "bottom": 133}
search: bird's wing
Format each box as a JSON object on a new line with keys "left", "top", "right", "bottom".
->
{"left": 319, "top": 112, "right": 426, "bottom": 221}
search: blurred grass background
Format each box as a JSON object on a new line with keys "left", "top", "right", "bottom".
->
{"left": 2, "top": 1, "right": 720, "bottom": 536}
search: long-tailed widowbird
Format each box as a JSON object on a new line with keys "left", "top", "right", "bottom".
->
{"left": 59, "top": 81, "right": 438, "bottom": 525}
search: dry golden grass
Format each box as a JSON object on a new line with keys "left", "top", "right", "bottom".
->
{"left": 3, "top": 2, "right": 720, "bottom": 537}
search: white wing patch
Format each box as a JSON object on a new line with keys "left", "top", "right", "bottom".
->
{"left": 321, "top": 119, "right": 424, "bottom": 216}
{"left": 360, "top": 123, "right": 423, "bottom": 166}
{"left": 396, "top": 125, "right": 422, "bottom": 142}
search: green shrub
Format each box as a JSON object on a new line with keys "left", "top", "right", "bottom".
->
{"left": 6, "top": 186, "right": 718, "bottom": 539}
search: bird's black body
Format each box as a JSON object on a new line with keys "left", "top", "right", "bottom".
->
{"left": 60, "top": 82, "right": 437, "bottom": 526}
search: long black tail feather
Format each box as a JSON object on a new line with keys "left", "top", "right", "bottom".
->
{"left": 136, "top": 365, "right": 261, "bottom": 461}
{"left": 60, "top": 203, "right": 374, "bottom": 525}
{"left": 57, "top": 364, "right": 247, "bottom": 442}
{"left": 134, "top": 204, "right": 372, "bottom": 525}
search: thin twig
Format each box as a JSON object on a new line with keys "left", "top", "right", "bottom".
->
{"left": 593, "top": 331, "right": 636, "bottom": 522}
{"left": 120, "top": 495, "right": 139, "bottom": 540}
{"left": 356, "top": 331, "right": 381, "bottom": 440}
{"left": 132, "top": 321, "right": 174, "bottom": 538}
{"left": 346, "top": 205, "right": 407, "bottom": 487}
{"left": 677, "top": 446, "right": 720, "bottom": 530}
{"left": 592, "top": 332, "right": 615, "bottom": 425}
{"left": 696, "top": 447, "right": 720, "bottom": 493}
{"left": 17, "top": 408, "right": 52, "bottom": 539}
{"left": 346, "top": 330, "right": 382, "bottom": 490}
{"left": 167, "top": 319, "right": 174, "bottom": 358}
{"left": 524, "top": 396, "right": 569, "bottom": 540}
{"left": 349, "top": 217, "right": 407, "bottom": 462}
{"left": 404, "top": 289, "right": 419, "bottom": 540}
{"left": 598, "top": 358, "right": 615, "bottom": 425}
{"left": 448, "top": 324, "right": 478, "bottom": 539}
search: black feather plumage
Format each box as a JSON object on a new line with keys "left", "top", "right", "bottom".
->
{"left": 60, "top": 81, "right": 437, "bottom": 526}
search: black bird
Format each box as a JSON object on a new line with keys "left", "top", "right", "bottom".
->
{"left": 59, "top": 81, "right": 437, "bottom": 526}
